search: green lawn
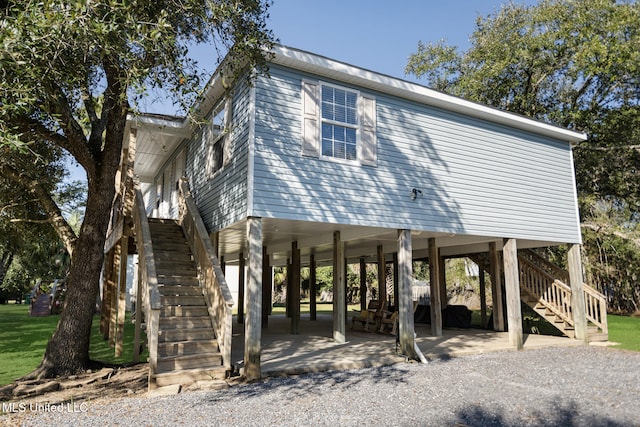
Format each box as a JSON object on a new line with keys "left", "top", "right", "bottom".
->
{"left": 0, "top": 304, "right": 146, "bottom": 386}
{"left": 1, "top": 302, "right": 639, "bottom": 386}
{"left": 608, "top": 314, "right": 640, "bottom": 351}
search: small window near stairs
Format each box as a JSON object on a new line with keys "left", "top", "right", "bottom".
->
{"left": 206, "top": 96, "right": 232, "bottom": 178}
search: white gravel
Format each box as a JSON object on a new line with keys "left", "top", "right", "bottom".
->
{"left": 4, "top": 346, "right": 640, "bottom": 427}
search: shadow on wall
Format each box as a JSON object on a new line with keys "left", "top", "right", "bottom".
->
{"left": 251, "top": 77, "right": 465, "bottom": 235}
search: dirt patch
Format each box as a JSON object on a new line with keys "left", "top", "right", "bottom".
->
{"left": 0, "top": 364, "right": 149, "bottom": 407}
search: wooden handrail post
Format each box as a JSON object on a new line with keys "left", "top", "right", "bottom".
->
{"left": 568, "top": 244, "right": 588, "bottom": 344}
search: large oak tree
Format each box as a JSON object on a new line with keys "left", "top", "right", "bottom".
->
{"left": 0, "top": 0, "right": 274, "bottom": 377}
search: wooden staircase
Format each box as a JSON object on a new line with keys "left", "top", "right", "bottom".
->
{"left": 469, "top": 249, "right": 608, "bottom": 342}
{"left": 148, "top": 218, "right": 227, "bottom": 388}
{"left": 518, "top": 250, "right": 608, "bottom": 342}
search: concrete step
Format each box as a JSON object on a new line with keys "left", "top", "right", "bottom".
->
{"left": 154, "top": 367, "right": 227, "bottom": 387}
{"left": 157, "top": 352, "right": 223, "bottom": 372}
{"left": 588, "top": 332, "right": 609, "bottom": 342}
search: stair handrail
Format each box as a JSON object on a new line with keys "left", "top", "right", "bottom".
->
{"left": 518, "top": 255, "right": 574, "bottom": 326}
{"left": 133, "top": 186, "right": 162, "bottom": 385}
{"left": 519, "top": 249, "right": 569, "bottom": 283}
{"left": 177, "top": 177, "right": 234, "bottom": 371}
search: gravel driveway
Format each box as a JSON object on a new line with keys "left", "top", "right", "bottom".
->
{"left": 4, "top": 346, "right": 639, "bottom": 426}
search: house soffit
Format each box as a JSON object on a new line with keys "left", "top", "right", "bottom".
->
{"left": 126, "top": 114, "right": 190, "bottom": 182}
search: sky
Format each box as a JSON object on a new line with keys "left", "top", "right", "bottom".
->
{"left": 69, "top": 0, "right": 538, "bottom": 182}
{"left": 148, "top": 0, "right": 539, "bottom": 113}
{"left": 265, "top": 0, "right": 523, "bottom": 83}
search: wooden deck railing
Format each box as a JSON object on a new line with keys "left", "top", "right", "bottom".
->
{"left": 178, "top": 178, "right": 234, "bottom": 371}
{"left": 133, "top": 187, "right": 161, "bottom": 386}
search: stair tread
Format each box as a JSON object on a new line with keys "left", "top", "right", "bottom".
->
{"left": 158, "top": 351, "right": 222, "bottom": 361}
{"left": 154, "top": 367, "right": 227, "bottom": 382}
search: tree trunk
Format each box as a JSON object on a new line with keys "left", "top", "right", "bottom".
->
{"left": 28, "top": 171, "right": 117, "bottom": 378}
{"left": 27, "top": 96, "right": 125, "bottom": 378}
{"left": 0, "top": 252, "right": 13, "bottom": 287}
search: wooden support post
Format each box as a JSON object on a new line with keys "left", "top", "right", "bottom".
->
{"left": 503, "top": 238, "right": 523, "bottom": 349}
{"left": 377, "top": 245, "right": 386, "bottom": 305}
{"left": 212, "top": 231, "right": 220, "bottom": 258}
{"left": 244, "top": 217, "right": 263, "bottom": 380}
{"left": 100, "top": 248, "right": 115, "bottom": 339}
{"left": 333, "top": 231, "right": 346, "bottom": 343}
{"left": 479, "top": 267, "right": 487, "bottom": 329}
{"left": 393, "top": 252, "right": 399, "bottom": 309}
{"left": 291, "top": 241, "right": 301, "bottom": 334}
{"left": 439, "top": 255, "right": 447, "bottom": 308}
{"left": 286, "top": 260, "right": 291, "bottom": 318}
{"left": 310, "top": 254, "right": 317, "bottom": 321}
{"left": 262, "top": 246, "right": 271, "bottom": 327}
{"left": 428, "top": 238, "right": 443, "bottom": 336}
{"left": 344, "top": 258, "right": 349, "bottom": 324}
{"left": 359, "top": 257, "right": 367, "bottom": 311}
{"left": 109, "top": 241, "right": 122, "bottom": 346}
{"left": 568, "top": 244, "right": 588, "bottom": 344}
{"left": 133, "top": 255, "right": 142, "bottom": 363}
{"left": 115, "top": 237, "right": 128, "bottom": 357}
{"left": 489, "top": 242, "right": 505, "bottom": 332}
{"left": 398, "top": 229, "right": 417, "bottom": 358}
{"left": 237, "top": 253, "right": 245, "bottom": 324}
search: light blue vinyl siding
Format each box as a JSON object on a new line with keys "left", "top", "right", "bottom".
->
{"left": 250, "top": 65, "right": 581, "bottom": 243}
{"left": 185, "top": 80, "right": 252, "bottom": 232}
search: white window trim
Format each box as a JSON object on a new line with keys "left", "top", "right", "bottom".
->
{"left": 206, "top": 96, "right": 233, "bottom": 179}
{"left": 319, "top": 82, "right": 361, "bottom": 165}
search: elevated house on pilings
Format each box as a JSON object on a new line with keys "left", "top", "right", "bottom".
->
{"left": 101, "top": 45, "right": 608, "bottom": 390}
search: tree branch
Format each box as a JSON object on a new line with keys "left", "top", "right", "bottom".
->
{"left": 575, "top": 144, "right": 640, "bottom": 151}
{"left": 9, "top": 218, "right": 52, "bottom": 224}
{"left": 581, "top": 222, "right": 640, "bottom": 249}
{"left": 0, "top": 164, "right": 78, "bottom": 256}
{"left": 42, "top": 81, "right": 98, "bottom": 179}
{"left": 11, "top": 116, "right": 93, "bottom": 175}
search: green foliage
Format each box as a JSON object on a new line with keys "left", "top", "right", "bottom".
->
{"left": 406, "top": 0, "right": 640, "bottom": 313}
{"left": 0, "top": 0, "right": 275, "bottom": 374}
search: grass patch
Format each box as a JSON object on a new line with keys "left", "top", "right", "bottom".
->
{"left": 270, "top": 301, "right": 360, "bottom": 315}
{"left": 2, "top": 303, "right": 638, "bottom": 386}
{"left": 0, "top": 304, "right": 59, "bottom": 385}
{"left": 608, "top": 314, "right": 640, "bottom": 351}
{"left": 0, "top": 304, "right": 146, "bottom": 386}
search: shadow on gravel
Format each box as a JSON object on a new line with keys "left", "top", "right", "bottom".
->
{"left": 454, "top": 401, "right": 626, "bottom": 427}
{"left": 209, "top": 364, "right": 410, "bottom": 402}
